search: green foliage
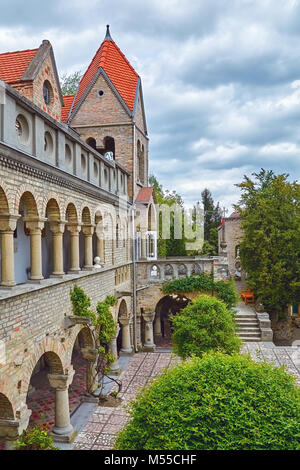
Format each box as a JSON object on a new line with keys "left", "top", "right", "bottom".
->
{"left": 235, "top": 169, "right": 300, "bottom": 315}
{"left": 115, "top": 353, "right": 300, "bottom": 450}
{"left": 201, "top": 188, "right": 222, "bottom": 255}
{"left": 70, "top": 285, "right": 95, "bottom": 320}
{"left": 95, "top": 296, "right": 117, "bottom": 346}
{"left": 15, "top": 425, "right": 59, "bottom": 450}
{"left": 149, "top": 174, "right": 187, "bottom": 257}
{"left": 162, "top": 273, "right": 238, "bottom": 309}
{"left": 60, "top": 70, "right": 82, "bottom": 96}
{"left": 171, "top": 295, "right": 241, "bottom": 359}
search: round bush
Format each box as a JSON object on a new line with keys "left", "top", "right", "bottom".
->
{"left": 115, "top": 353, "right": 300, "bottom": 450}
{"left": 171, "top": 295, "right": 241, "bottom": 359}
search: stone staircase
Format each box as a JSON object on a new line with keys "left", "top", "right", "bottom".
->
{"left": 234, "top": 302, "right": 261, "bottom": 342}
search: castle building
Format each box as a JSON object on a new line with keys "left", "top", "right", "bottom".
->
{"left": 0, "top": 26, "right": 227, "bottom": 448}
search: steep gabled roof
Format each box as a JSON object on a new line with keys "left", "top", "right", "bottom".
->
{"left": 135, "top": 187, "right": 154, "bottom": 204}
{"left": 70, "top": 26, "right": 139, "bottom": 120}
{"left": 62, "top": 94, "right": 75, "bottom": 122}
{"left": 0, "top": 48, "right": 38, "bottom": 84}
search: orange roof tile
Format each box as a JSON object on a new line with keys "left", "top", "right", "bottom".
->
{"left": 61, "top": 94, "right": 74, "bottom": 122}
{"left": 0, "top": 48, "right": 38, "bottom": 84}
{"left": 136, "top": 187, "right": 154, "bottom": 203}
{"left": 72, "top": 39, "right": 139, "bottom": 114}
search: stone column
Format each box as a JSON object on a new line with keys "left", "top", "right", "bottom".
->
{"left": 142, "top": 312, "right": 156, "bottom": 350}
{"left": 141, "top": 231, "right": 147, "bottom": 260}
{"left": 119, "top": 318, "right": 132, "bottom": 354}
{"left": 50, "top": 221, "right": 65, "bottom": 277}
{"left": 66, "top": 224, "right": 81, "bottom": 274}
{"left": 154, "top": 314, "right": 162, "bottom": 336}
{"left": 109, "top": 325, "right": 120, "bottom": 374}
{"left": 82, "top": 225, "right": 94, "bottom": 270}
{"left": 0, "top": 214, "right": 19, "bottom": 287}
{"left": 97, "top": 234, "right": 105, "bottom": 264}
{"left": 81, "top": 347, "right": 99, "bottom": 394}
{"left": 0, "top": 404, "right": 31, "bottom": 450}
{"left": 48, "top": 368, "right": 76, "bottom": 442}
{"left": 25, "top": 218, "right": 45, "bottom": 281}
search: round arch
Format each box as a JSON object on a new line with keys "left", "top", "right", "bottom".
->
{"left": 0, "top": 393, "right": 14, "bottom": 419}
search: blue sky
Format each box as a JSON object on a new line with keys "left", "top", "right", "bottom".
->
{"left": 1, "top": 0, "right": 300, "bottom": 212}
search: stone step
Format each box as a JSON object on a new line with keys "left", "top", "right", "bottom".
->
{"left": 238, "top": 331, "right": 261, "bottom": 338}
{"left": 237, "top": 328, "right": 261, "bottom": 334}
{"left": 235, "top": 314, "right": 257, "bottom": 319}
{"left": 236, "top": 320, "right": 259, "bottom": 326}
{"left": 239, "top": 336, "right": 262, "bottom": 342}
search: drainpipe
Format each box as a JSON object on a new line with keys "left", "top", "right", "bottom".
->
{"left": 132, "top": 205, "right": 138, "bottom": 352}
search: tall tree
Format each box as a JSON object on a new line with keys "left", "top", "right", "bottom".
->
{"left": 235, "top": 169, "right": 300, "bottom": 316}
{"left": 149, "top": 175, "right": 186, "bottom": 257}
{"left": 60, "top": 71, "right": 82, "bottom": 96}
{"left": 201, "top": 188, "right": 222, "bottom": 255}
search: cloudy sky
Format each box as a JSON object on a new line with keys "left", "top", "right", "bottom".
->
{"left": 1, "top": 0, "right": 300, "bottom": 212}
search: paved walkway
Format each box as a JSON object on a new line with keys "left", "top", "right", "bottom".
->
{"left": 71, "top": 344, "right": 300, "bottom": 450}
{"left": 72, "top": 352, "right": 179, "bottom": 450}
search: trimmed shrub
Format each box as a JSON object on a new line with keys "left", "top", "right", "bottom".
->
{"left": 162, "top": 273, "right": 238, "bottom": 309}
{"left": 171, "top": 295, "right": 241, "bottom": 359}
{"left": 115, "top": 353, "right": 300, "bottom": 450}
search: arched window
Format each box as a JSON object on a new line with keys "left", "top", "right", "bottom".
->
{"left": 103, "top": 136, "right": 115, "bottom": 161}
{"left": 86, "top": 137, "right": 96, "bottom": 150}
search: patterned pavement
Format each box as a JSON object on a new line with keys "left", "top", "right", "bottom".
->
{"left": 72, "top": 352, "right": 179, "bottom": 450}
{"left": 72, "top": 344, "right": 300, "bottom": 450}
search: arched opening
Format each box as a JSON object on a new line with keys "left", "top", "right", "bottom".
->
{"left": 0, "top": 187, "right": 10, "bottom": 285}
{"left": 117, "top": 300, "right": 129, "bottom": 354}
{"left": 69, "top": 328, "right": 96, "bottom": 402}
{"left": 64, "top": 203, "right": 78, "bottom": 273}
{"left": 94, "top": 210, "right": 105, "bottom": 264}
{"left": 103, "top": 212, "right": 114, "bottom": 265}
{"left": 86, "top": 137, "right": 96, "bottom": 150}
{"left": 14, "top": 192, "right": 38, "bottom": 284}
{"left": 154, "top": 295, "right": 191, "bottom": 347}
{"left": 102, "top": 136, "right": 115, "bottom": 161}
{"left": 42, "top": 199, "right": 60, "bottom": 279}
{"left": 0, "top": 393, "right": 14, "bottom": 449}
{"left": 26, "top": 351, "right": 63, "bottom": 430}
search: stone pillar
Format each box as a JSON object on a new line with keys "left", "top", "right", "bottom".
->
{"left": 0, "top": 404, "right": 31, "bottom": 451}
{"left": 154, "top": 314, "right": 162, "bottom": 336}
{"left": 50, "top": 221, "right": 65, "bottom": 277}
{"left": 97, "top": 234, "right": 105, "bottom": 264}
{"left": 142, "top": 312, "right": 156, "bottom": 350}
{"left": 141, "top": 231, "right": 147, "bottom": 260}
{"left": 48, "top": 368, "right": 76, "bottom": 443}
{"left": 67, "top": 224, "right": 81, "bottom": 274}
{"left": 25, "top": 218, "right": 45, "bottom": 281}
{"left": 119, "top": 318, "right": 132, "bottom": 354}
{"left": 81, "top": 347, "right": 99, "bottom": 394}
{"left": 0, "top": 214, "right": 19, "bottom": 287}
{"left": 82, "top": 225, "right": 94, "bottom": 270}
{"left": 109, "top": 325, "right": 120, "bottom": 374}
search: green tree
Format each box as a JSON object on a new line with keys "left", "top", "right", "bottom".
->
{"left": 201, "top": 188, "right": 222, "bottom": 255}
{"left": 235, "top": 169, "right": 300, "bottom": 316}
{"left": 115, "top": 353, "right": 300, "bottom": 450}
{"left": 149, "top": 174, "right": 186, "bottom": 257}
{"left": 60, "top": 71, "right": 82, "bottom": 96}
{"left": 171, "top": 295, "right": 241, "bottom": 359}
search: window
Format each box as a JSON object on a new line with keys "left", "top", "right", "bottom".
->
{"left": 86, "top": 137, "right": 96, "bottom": 150}
{"left": 15, "top": 114, "right": 29, "bottom": 144}
{"left": 43, "top": 80, "right": 52, "bottom": 105}
{"left": 98, "top": 89, "right": 104, "bottom": 97}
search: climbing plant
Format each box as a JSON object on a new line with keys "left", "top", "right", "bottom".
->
{"left": 70, "top": 286, "right": 121, "bottom": 396}
{"left": 162, "top": 273, "right": 238, "bottom": 309}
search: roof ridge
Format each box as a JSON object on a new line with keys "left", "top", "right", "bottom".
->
{"left": 110, "top": 41, "right": 139, "bottom": 77}
{"left": 0, "top": 47, "right": 38, "bottom": 57}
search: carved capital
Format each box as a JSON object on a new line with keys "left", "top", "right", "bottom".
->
{"left": 66, "top": 223, "right": 81, "bottom": 234}
{"left": 49, "top": 220, "right": 65, "bottom": 234}
{"left": 24, "top": 217, "right": 46, "bottom": 232}
{"left": 81, "top": 347, "right": 98, "bottom": 362}
{"left": 82, "top": 225, "right": 95, "bottom": 236}
{"left": 119, "top": 317, "right": 130, "bottom": 326}
{"left": 0, "top": 213, "right": 20, "bottom": 232}
{"left": 48, "top": 369, "right": 75, "bottom": 390}
{"left": 142, "top": 312, "right": 155, "bottom": 323}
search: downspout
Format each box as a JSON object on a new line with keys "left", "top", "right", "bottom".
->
{"left": 132, "top": 124, "right": 138, "bottom": 352}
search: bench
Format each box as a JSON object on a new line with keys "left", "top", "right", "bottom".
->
{"left": 240, "top": 289, "right": 255, "bottom": 304}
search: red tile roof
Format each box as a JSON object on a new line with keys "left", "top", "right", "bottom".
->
{"left": 72, "top": 39, "right": 139, "bottom": 114}
{"left": 136, "top": 187, "right": 154, "bottom": 203}
{"left": 0, "top": 48, "right": 38, "bottom": 84}
{"left": 61, "top": 94, "right": 74, "bottom": 122}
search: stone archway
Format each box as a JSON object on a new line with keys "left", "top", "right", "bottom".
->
{"left": 154, "top": 295, "right": 191, "bottom": 347}
{"left": 70, "top": 326, "right": 98, "bottom": 396}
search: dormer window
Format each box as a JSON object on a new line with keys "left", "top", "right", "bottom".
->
{"left": 43, "top": 80, "right": 52, "bottom": 105}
